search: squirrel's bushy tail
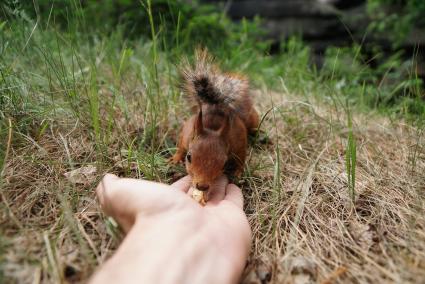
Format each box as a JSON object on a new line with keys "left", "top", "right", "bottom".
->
{"left": 180, "top": 48, "right": 250, "bottom": 114}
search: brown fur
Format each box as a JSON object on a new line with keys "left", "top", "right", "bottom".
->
{"left": 171, "top": 48, "right": 259, "bottom": 194}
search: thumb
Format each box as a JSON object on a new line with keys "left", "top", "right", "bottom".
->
{"left": 96, "top": 173, "right": 120, "bottom": 212}
{"left": 95, "top": 174, "right": 178, "bottom": 232}
{"left": 96, "top": 174, "right": 138, "bottom": 232}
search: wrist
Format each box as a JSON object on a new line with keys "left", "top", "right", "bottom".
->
{"left": 91, "top": 209, "right": 247, "bottom": 284}
{"left": 130, "top": 214, "right": 241, "bottom": 284}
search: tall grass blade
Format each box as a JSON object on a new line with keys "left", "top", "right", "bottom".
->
{"left": 346, "top": 108, "right": 357, "bottom": 202}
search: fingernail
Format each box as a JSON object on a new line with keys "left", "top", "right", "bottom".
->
{"left": 104, "top": 173, "right": 119, "bottom": 180}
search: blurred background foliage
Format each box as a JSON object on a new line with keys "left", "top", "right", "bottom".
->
{"left": 0, "top": 0, "right": 424, "bottom": 119}
{"left": 0, "top": 0, "right": 265, "bottom": 52}
{"left": 368, "top": 0, "right": 425, "bottom": 46}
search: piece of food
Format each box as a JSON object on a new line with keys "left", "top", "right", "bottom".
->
{"left": 191, "top": 187, "right": 206, "bottom": 206}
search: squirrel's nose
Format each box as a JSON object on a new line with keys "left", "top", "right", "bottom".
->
{"left": 196, "top": 183, "right": 209, "bottom": 191}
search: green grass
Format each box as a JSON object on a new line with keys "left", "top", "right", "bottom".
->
{"left": 345, "top": 107, "right": 357, "bottom": 203}
{"left": 1, "top": 1, "right": 425, "bottom": 283}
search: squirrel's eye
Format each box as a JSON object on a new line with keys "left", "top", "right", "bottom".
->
{"left": 186, "top": 152, "right": 192, "bottom": 163}
{"left": 223, "top": 160, "right": 235, "bottom": 174}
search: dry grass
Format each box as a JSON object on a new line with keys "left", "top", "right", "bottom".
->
{"left": 242, "top": 90, "right": 425, "bottom": 283}
{"left": 1, "top": 83, "right": 424, "bottom": 284}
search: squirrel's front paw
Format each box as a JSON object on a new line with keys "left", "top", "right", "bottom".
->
{"left": 233, "top": 169, "right": 243, "bottom": 180}
{"left": 168, "top": 154, "right": 183, "bottom": 165}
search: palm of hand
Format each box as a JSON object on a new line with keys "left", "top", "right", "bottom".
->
{"left": 95, "top": 174, "right": 251, "bottom": 283}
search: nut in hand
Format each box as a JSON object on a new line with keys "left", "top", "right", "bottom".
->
{"left": 191, "top": 187, "right": 206, "bottom": 206}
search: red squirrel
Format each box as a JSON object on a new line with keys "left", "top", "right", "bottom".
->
{"left": 170, "top": 49, "right": 259, "bottom": 196}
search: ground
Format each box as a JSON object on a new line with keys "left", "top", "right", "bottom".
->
{"left": 1, "top": 77, "right": 424, "bottom": 283}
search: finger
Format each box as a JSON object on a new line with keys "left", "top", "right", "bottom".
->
{"left": 96, "top": 174, "right": 178, "bottom": 228}
{"left": 171, "top": 175, "right": 192, "bottom": 193}
{"left": 205, "top": 175, "right": 229, "bottom": 205}
{"left": 223, "top": 184, "right": 244, "bottom": 209}
{"left": 95, "top": 174, "right": 140, "bottom": 232}
{"left": 96, "top": 173, "right": 119, "bottom": 212}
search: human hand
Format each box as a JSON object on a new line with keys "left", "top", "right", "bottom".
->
{"left": 90, "top": 174, "right": 251, "bottom": 284}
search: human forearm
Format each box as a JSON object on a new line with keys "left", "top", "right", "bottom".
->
{"left": 90, "top": 214, "right": 242, "bottom": 284}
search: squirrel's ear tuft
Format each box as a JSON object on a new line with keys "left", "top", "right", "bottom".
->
{"left": 194, "top": 109, "right": 204, "bottom": 136}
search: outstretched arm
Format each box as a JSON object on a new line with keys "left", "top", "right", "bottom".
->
{"left": 90, "top": 174, "right": 251, "bottom": 284}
